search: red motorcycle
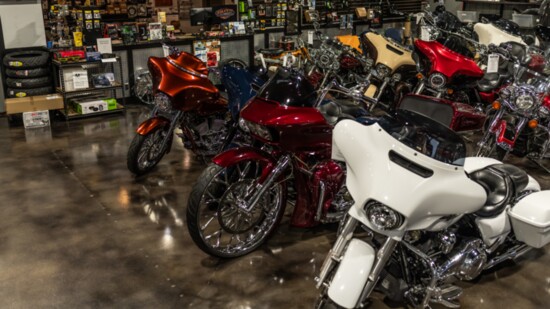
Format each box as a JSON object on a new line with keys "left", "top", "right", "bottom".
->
{"left": 413, "top": 36, "right": 485, "bottom": 103}
{"left": 126, "top": 47, "right": 249, "bottom": 175}
{"left": 186, "top": 69, "right": 370, "bottom": 258}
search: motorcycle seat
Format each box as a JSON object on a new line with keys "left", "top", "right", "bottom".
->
{"left": 469, "top": 164, "right": 529, "bottom": 217}
{"left": 319, "top": 99, "right": 368, "bottom": 125}
{"left": 477, "top": 73, "right": 501, "bottom": 92}
{"left": 257, "top": 48, "right": 284, "bottom": 56}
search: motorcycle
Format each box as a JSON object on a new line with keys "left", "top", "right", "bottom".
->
{"left": 358, "top": 30, "right": 417, "bottom": 109}
{"left": 126, "top": 48, "right": 263, "bottom": 175}
{"left": 185, "top": 68, "right": 371, "bottom": 258}
{"left": 476, "top": 55, "right": 550, "bottom": 169}
{"left": 315, "top": 109, "right": 548, "bottom": 308}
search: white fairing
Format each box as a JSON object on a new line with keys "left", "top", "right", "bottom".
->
{"left": 332, "top": 120, "right": 487, "bottom": 232}
{"left": 474, "top": 23, "right": 526, "bottom": 47}
{"left": 327, "top": 239, "right": 375, "bottom": 308}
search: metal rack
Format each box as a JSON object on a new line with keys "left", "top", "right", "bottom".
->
{"left": 53, "top": 57, "right": 126, "bottom": 120}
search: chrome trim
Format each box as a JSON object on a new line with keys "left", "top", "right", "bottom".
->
{"left": 243, "top": 155, "right": 291, "bottom": 213}
{"left": 167, "top": 58, "right": 209, "bottom": 79}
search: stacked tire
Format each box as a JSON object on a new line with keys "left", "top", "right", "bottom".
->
{"left": 3, "top": 50, "right": 52, "bottom": 98}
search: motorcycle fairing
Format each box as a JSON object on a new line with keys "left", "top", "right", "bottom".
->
{"left": 221, "top": 65, "right": 264, "bottom": 121}
{"left": 148, "top": 54, "right": 227, "bottom": 115}
{"left": 362, "top": 32, "right": 415, "bottom": 72}
{"left": 336, "top": 34, "right": 362, "bottom": 53}
{"left": 474, "top": 23, "right": 526, "bottom": 47}
{"left": 414, "top": 40, "right": 484, "bottom": 80}
{"left": 332, "top": 119, "right": 487, "bottom": 232}
{"left": 240, "top": 98, "right": 333, "bottom": 153}
{"left": 398, "top": 94, "right": 486, "bottom": 132}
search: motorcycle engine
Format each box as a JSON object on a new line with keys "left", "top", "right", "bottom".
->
{"left": 437, "top": 238, "right": 487, "bottom": 281}
{"left": 184, "top": 113, "right": 228, "bottom": 155}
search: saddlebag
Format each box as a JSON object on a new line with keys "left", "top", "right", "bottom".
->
{"left": 509, "top": 191, "right": 550, "bottom": 248}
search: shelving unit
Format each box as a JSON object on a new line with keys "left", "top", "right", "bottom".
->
{"left": 462, "top": 0, "right": 541, "bottom": 18}
{"left": 52, "top": 57, "right": 126, "bottom": 120}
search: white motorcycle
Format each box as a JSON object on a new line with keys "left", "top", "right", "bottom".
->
{"left": 474, "top": 19, "right": 539, "bottom": 47}
{"left": 315, "top": 110, "right": 550, "bottom": 308}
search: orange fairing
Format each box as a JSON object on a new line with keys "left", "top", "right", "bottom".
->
{"left": 336, "top": 35, "right": 361, "bottom": 53}
{"left": 147, "top": 52, "right": 226, "bottom": 115}
{"left": 364, "top": 32, "right": 414, "bottom": 72}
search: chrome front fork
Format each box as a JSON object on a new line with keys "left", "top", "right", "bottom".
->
{"left": 241, "top": 154, "right": 291, "bottom": 213}
{"left": 159, "top": 110, "right": 183, "bottom": 152}
{"left": 315, "top": 215, "right": 358, "bottom": 288}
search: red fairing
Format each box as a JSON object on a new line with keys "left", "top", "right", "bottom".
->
{"left": 148, "top": 52, "right": 226, "bottom": 115}
{"left": 529, "top": 54, "right": 546, "bottom": 73}
{"left": 240, "top": 98, "right": 333, "bottom": 154}
{"left": 290, "top": 160, "right": 344, "bottom": 227}
{"left": 450, "top": 102, "right": 486, "bottom": 132}
{"left": 414, "top": 40, "right": 484, "bottom": 79}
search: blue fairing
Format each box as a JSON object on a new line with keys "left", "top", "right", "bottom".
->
{"left": 221, "top": 65, "right": 265, "bottom": 120}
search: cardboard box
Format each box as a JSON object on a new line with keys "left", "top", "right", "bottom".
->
{"left": 5, "top": 94, "right": 64, "bottom": 115}
{"left": 76, "top": 100, "right": 108, "bottom": 114}
{"left": 23, "top": 110, "right": 50, "bottom": 128}
{"left": 61, "top": 68, "right": 88, "bottom": 91}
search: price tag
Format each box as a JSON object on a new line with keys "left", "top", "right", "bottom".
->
{"left": 487, "top": 54, "right": 499, "bottom": 73}
{"left": 282, "top": 54, "right": 288, "bottom": 67}
{"left": 420, "top": 26, "right": 430, "bottom": 41}
{"left": 163, "top": 45, "right": 170, "bottom": 57}
{"left": 308, "top": 31, "right": 314, "bottom": 45}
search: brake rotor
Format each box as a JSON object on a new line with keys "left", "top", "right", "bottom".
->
{"left": 217, "top": 179, "right": 264, "bottom": 234}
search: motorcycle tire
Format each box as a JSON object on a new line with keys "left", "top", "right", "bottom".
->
{"left": 6, "top": 67, "right": 50, "bottom": 78}
{"left": 3, "top": 50, "right": 50, "bottom": 69}
{"left": 7, "top": 86, "right": 52, "bottom": 98}
{"left": 186, "top": 161, "right": 286, "bottom": 258}
{"left": 220, "top": 58, "right": 248, "bottom": 69}
{"left": 6, "top": 76, "right": 51, "bottom": 89}
{"left": 126, "top": 127, "right": 171, "bottom": 175}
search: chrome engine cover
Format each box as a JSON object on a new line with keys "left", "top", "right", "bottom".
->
{"left": 438, "top": 239, "right": 487, "bottom": 281}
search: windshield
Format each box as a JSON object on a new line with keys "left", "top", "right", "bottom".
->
{"left": 436, "top": 34, "right": 476, "bottom": 59}
{"left": 377, "top": 110, "right": 466, "bottom": 166}
{"left": 257, "top": 68, "right": 318, "bottom": 107}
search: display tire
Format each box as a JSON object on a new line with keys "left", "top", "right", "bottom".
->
{"left": 6, "top": 76, "right": 51, "bottom": 89}
{"left": 6, "top": 67, "right": 50, "bottom": 78}
{"left": 3, "top": 50, "right": 50, "bottom": 69}
{"left": 6, "top": 86, "right": 52, "bottom": 98}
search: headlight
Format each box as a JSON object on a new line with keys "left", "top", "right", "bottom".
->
{"left": 240, "top": 119, "right": 273, "bottom": 141}
{"left": 515, "top": 94, "right": 535, "bottom": 110}
{"left": 238, "top": 117, "right": 250, "bottom": 132}
{"left": 154, "top": 92, "right": 172, "bottom": 112}
{"left": 375, "top": 63, "right": 391, "bottom": 78}
{"left": 365, "top": 201, "right": 403, "bottom": 230}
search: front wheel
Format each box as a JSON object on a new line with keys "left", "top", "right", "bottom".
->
{"left": 127, "top": 126, "right": 171, "bottom": 175}
{"left": 186, "top": 161, "right": 286, "bottom": 258}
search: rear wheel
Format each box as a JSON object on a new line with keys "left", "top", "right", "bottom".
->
{"left": 127, "top": 126, "right": 170, "bottom": 175}
{"left": 186, "top": 161, "right": 286, "bottom": 258}
{"left": 221, "top": 58, "right": 248, "bottom": 69}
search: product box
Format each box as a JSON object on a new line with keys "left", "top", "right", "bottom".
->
{"left": 5, "top": 94, "right": 64, "bottom": 115}
{"left": 22, "top": 110, "right": 50, "bottom": 128}
{"left": 61, "top": 68, "right": 88, "bottom": 91}
{"left": 75, "top": 100, "right": 108, "bottom": 114}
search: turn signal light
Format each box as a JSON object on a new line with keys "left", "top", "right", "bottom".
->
{"left": 492, "top": 101, "right": 501, "bottom": 110}
{"left": 528, "top": 119, "right": 538, "bottom": 129}
{"left": 416, "top": 73, "right": 423, "bottom": 79}
{"left": 446, "top": 88, "right": 454, "bottom": 95}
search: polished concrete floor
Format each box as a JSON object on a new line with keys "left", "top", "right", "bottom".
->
{"left": 0, "top": 105, "right": 550, "bottom": 309}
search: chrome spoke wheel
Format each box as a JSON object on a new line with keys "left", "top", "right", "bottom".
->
{"left": 187, "top": 161, "right": 286, "bottom": 258}
{"left": 137, "top": 129, "right": 166, "bottom": 170}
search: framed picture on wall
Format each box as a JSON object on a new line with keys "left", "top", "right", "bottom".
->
{"left": 154, "top": 0, "right": 173, "bottom": 7}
